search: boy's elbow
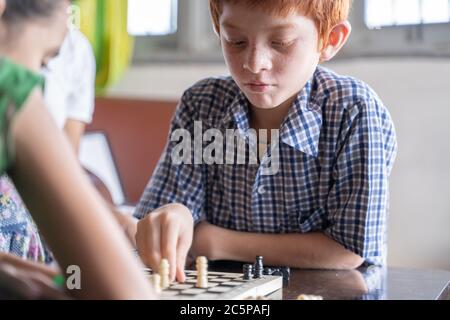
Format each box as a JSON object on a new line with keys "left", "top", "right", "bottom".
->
{"left": 339, "top": 253, "right": 364, "bottom": 270}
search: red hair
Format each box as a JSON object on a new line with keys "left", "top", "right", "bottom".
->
{"left": 209, "top": 0, "right": 352, "bottom": 49}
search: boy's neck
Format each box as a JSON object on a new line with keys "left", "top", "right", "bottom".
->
{"left": 249, "top": 97, "right": 296, "bottom": 132}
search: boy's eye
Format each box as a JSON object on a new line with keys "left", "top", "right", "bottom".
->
{"left": 227, "top": 39, "right": 247, "bottom": 48}
{"left": 272, "top": 40, "right": 295, "bottom": 48}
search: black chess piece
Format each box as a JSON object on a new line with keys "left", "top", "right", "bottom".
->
{"left": 271, "top": 268, "right": 283, "bottom": 276}
{"left": 263, "top": 267, "right": 273, "bottom": 275}
{"left": 243, "top": 264, "right": 253, "bottom": 280}
{"left": 254, "top": 256, "right": 263, "bottom": 278}
{"left": 267, "top": 266, "right": 291, "bottom": 282}
{"left": 280, "top": 267, "right": 291, "bottom": 281}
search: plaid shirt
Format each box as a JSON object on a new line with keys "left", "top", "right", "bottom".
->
{"left": 135, "top": 66, "right": 397, "bottom": 265}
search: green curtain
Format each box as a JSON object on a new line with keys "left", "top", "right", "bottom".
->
{"left": 74, "top": 0, "right": 134, "bottom": 95}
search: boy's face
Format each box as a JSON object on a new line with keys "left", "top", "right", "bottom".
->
{"left": 219, "top": 2, "right": 322, "bottom": 110}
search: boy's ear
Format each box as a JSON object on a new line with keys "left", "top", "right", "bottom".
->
{"left": 320, "top": 21, "right": 352, "bottom": 62}
{"left": 212, "top": 23, "right": 220, "bottom": 37}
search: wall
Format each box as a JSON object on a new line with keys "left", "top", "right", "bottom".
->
{"left": 107, "top": 58, "right": 450, "bottom": 271}
{"left": 330, "top": 59, "right": 450, "bottom": 271}
{"left": 87, "top": 98, "right": 176, "bottom": 203}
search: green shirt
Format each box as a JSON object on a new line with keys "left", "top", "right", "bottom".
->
{"left": 0, "top": 58, "right": 48, "bottom": 263}
{"left": 0, "top": 58, "right": 44, "bottom": 172}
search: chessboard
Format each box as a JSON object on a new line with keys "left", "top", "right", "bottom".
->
{"left": 143, "top": 269, "right": 283, "bottom": 300}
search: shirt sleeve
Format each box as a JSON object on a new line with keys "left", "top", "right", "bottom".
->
{"left": 323, "top": 97, "right": 398, "bottom": 265}
{"left": 0, "top": 59, "right": 44, "bottom": 172}
{"left": 65, "top": 30, "right": 96, "bottom": 124}
{"left": 134, "top": 90, "right": 205, "bottom": 222}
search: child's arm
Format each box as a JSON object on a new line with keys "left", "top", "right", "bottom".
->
{"left": 192, "top": 222, "right": 364, "bottom": 270}
{"left": 112, "top": 208, "right": 139, "bottom": 248}
{"left": 9, "top": 89, "right": 155, "bottom": 299}
{"left": 63, "top": 119, "right": 86, "bottom": 152}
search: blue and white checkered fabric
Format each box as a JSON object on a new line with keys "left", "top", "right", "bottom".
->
{"left": 135, "top": 66, "right": 397, "bottom": 265}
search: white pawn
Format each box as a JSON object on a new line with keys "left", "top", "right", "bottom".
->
{"left": 297, "top": 294, "right": 323, "bottom": 300}
{"left": 150, "top": 274, "right": 162, "bottom": 294}
{"left": 159, "top": 259, "right": 170, "bottom": 289}
{"left": 196, "top": 256, "right": 208, "bottom": 288}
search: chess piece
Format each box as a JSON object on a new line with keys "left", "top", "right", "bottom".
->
{"left": 244, "top": 295, "right": 270, "bottom": 300}
{"left": 271, "top": 268, "right": 282, "bottom": 276}
{"left": 150, "top": 274, "right": 162, "bottom": 294}
{"left": 280, "top": 267, "right": 291, "bottom": 281}
{"left": 297, "top": 294, "right": 323, "bottom": 300}
{"left": 159, "top": 259, "right": 170, "bottom": 289}
{"left": 196, "top": 256, "right": 208, "bottom": 288}
{"left": 254, "top": 256, "right": 263, "bottom": 278}
{"left": 270, "top": 266, "right": 290, "bottom": 282}
{"left": 263, "top": 267, "right": 273, "bottom": 275}
{"left": 243, "top": 264, "right": 253, "bottom": 280}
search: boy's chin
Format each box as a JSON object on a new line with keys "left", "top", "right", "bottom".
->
{"left": 247, "top": 96, "right": 290, "bottom": 110}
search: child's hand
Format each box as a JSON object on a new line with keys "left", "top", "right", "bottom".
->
{"left": 0, "top": 253, "right": 69, "bottom": 300}
{"left": 135, "top": 204, "right": 194, "bottom": 283}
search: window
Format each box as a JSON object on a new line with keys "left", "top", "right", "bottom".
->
{"left": 127, "top": 0, "right": 178, "bottom": 36}
{"left": 130, "top": 0, "right": 450, "bottom": 62}
{"left": 365, "top": 0, "right": 450, "bottom": 29}
{"left": 131, "top": 0, "right": 222, "bottom": 63}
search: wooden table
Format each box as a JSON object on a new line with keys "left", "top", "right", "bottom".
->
{"left": 208, "top": 261, "right": 450, "bottom": 300}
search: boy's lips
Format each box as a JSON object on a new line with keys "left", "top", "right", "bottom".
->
{"left": 244, "top": 82, "right": 275, "bottom": 93}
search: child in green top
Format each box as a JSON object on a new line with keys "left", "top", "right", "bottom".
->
{"left": 0, "top": 0, "right": 155, "bottom": 299}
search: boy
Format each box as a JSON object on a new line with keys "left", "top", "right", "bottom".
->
{"left": 134, "top": 0, "right": 397, "bottom": 282}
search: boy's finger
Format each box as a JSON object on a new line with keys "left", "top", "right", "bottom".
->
{"left": 175, "top": 229, "right": 193, "bottom": 283}
{"left": 160, "top": 221, "right": 178, "bottom": 282}
{"left": 176, "top": 249, "right": 187, "bottom": 283}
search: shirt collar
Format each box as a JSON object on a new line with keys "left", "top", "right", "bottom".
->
{"left": 280, "top": 78, "right": 323, "bottom": 158}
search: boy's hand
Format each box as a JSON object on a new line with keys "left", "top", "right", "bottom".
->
{"left": 135, "top": 204, "right": 194, "bottom": 283}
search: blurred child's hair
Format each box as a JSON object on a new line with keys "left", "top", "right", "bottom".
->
{"left": 3, "top": 0, "right": 68, "bottom": 24}
{"left": 209, "top": 0, "right": 352, "bottom": 49}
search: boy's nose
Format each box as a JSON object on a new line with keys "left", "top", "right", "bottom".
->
{"left": 243, "top": 47, "right": 272, "bottom": 74}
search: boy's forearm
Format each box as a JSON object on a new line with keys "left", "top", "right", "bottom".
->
{"left": 196, "top": 223, "right": 363, "bottom": 270}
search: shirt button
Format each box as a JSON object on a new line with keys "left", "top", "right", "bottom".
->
{"left": 257, "top": 185, "right": 266, "bottom": 195}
